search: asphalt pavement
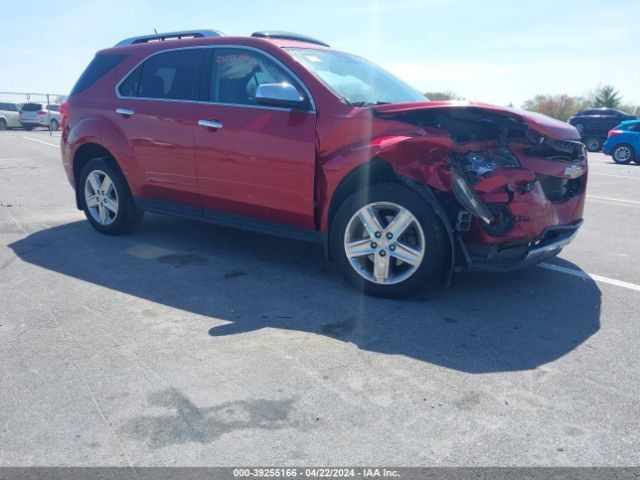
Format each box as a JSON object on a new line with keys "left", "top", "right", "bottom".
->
{"left": 0, "top": 130, "right": 638, "bottom": 466}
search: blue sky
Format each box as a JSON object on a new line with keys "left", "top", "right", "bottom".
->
{"left": 1, "top": 0, "right": 639, "bottom": 106}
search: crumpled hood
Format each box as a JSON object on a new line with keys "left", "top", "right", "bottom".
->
{"left": 374, "top": 101, "right": 580, "bottom": 141}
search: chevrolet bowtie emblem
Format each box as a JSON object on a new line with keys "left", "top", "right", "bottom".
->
{"left": 564, "top": 164, "right": 584, "bottom": 179}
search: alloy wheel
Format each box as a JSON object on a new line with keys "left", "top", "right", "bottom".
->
{"left": 84, "top": 170, "right": 119, "bottom": 226}
{"left": 614, "top": 146, "right": 632, "bottom": 163}
{"left": 344, "top": 202, "right": 425, "bottom": 285}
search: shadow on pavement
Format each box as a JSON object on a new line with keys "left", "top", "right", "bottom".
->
{"left": 9, "top": 214, "right": 601, "bottom": 374}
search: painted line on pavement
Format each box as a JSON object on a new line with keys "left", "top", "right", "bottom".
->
{"left": 539, "top": 263, "right": 640, "bottom": 292}
{"left": 21, "top": 136, "right": 59, "bottom": 148}
{"left": 587, "top": 195, "right": 640, "bottom": 205}
{"left": 590, "top": 173, "right": 640, "bottom": 181}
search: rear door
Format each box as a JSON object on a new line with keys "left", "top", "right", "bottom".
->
{"left": 192, "top": 47, "right": 317, "bottom": 229}
{"left": 114, "top": 48, "right": 206, "bottom": 207}
{"left": 602, "top": 109, "right": 622, "bottom": 131}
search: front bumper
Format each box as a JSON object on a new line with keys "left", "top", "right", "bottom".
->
{"left": 463, "top": 220, "right": 583, "bottom": 272}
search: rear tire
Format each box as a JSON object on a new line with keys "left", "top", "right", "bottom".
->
{"left": 79, "top": 157, "right": 144, "bottom": 235}
{"left": 612, "top": 144, "right": 635, "bottom": 165}
{"left": 584, "top": 137, "right": 602, "bottom": 152}
{"left": 0, "top": 119, "right": 7, "bottom": 131}
{"left": 330, "top": 182, "right": 449, "bottom": 298}
{"left": 50, "top": 119, "right": 59, "bottom": 131}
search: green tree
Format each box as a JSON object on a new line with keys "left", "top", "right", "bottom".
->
{"left": 592, "top": 85, "right": 622, "bottom": 108}
{"left": 521, "top": 94, "right": 584, "bottom": 121}
{"left": 424, "top": 91, "right": 462, "bottom": 101}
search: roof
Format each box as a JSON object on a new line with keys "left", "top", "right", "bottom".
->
{"left": 110, "top": 29, "right": 331, "bottom": 52}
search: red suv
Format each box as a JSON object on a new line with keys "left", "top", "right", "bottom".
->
{"left": 61, "top": 30, "right": 587, "bottom": 297}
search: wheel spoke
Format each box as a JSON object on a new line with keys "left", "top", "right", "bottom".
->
{"left": 385, "top": 208, "right": 413, "bottom": 238}
{"left": 345, "top": 238, "right": 375, "bottom": 258}
{"left": 373, "top": 253, "right": 391, "bottom": 283}
{"left": 357, "top": 207, "right": 383, "bottom": 238}
{"left": 101, "top": 175, "right": 113, "bottom": 194}
{"left": 87, "top": 173, "right": 101, "bottom": 194}
{"left": 104, "top": 198, "right": 118, "bottom": 214}
{"left": 98, "top": 205, "right": 108, "bottom": 224}
{"left": 85, "top": 195, "right": 99, "bottom": 208}
{"left": 390, "top": 242, "right": 423, "bottom": 266}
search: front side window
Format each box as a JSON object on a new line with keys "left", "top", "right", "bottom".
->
{"left": 211, "top": 48, "right": 304, "bottom": 106}
{"left": 121, "top": 49, "right": 204, "bottom": 100}
{"left": 286, "top": 48, "right": 425, "bottom": 107}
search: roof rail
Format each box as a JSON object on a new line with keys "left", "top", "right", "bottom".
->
{"left": 115, "top": 29, "right": 224, "bottom": 47}
{"left": 251, "top": 31, "right": 330, "bottom": 47}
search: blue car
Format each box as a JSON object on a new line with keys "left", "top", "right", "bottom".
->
{"left": 603, "top": 119, "right": 640, "bottom": 165}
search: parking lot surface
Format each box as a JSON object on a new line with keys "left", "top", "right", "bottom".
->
{"left": 1, "top": 130, "right": 639, "bottom": 466}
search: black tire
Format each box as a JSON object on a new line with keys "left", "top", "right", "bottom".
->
{"left": 584, "top": 137, "right": 602, "bottom": 152}
{"left": 330, "top": 182, "right": 449, "bottom": 298}
{"left": 611, "top": 144, "right": 635, "bottom": 165}
{"left": 78, "top": 157, "right": 144, "bottom": 235}
{"left": 0, "top": 119, "right": 7, "bottom": 131}
{"left": 50, "top": 119, "right": 59, "bottom": 131}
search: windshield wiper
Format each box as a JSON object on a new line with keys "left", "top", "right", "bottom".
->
{"left": 349, "top": 101, "right": 391, "bottom": 107}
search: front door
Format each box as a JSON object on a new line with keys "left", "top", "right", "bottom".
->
{"left": 193, "top": 47, "right": 317, "bottom": 230}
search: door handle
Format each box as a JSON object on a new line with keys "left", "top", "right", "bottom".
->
{"left": 198, "top": 119, "right": 223, "bottom": 129}
{"left": 116, "top": 108, "right": 135, "bottom": 117}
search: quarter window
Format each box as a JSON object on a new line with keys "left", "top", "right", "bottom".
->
{"left": 211, "top": 48, "right": 304, "bottom": 106}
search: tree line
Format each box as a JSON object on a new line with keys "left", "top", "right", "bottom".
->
{"left": 424, "top": 85, "right": 639, "bottom": 121}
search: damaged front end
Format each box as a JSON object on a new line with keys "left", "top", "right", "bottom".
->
{"left": 374, "top": 103, "right": 587, "bottom": 272}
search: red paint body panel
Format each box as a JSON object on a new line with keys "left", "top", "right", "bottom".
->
{"left": 191, "top": 104, "right": 317, "bottom": 229}
{"left": 61, "top": 34, "right": 587, "bottom": 271}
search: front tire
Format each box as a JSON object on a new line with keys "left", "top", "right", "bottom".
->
{"left": 79, "top": 157, "right": 144, "bottom": 235}
{"left": 0, "top": 119, "right": 7, "bottom": 131}
{"left": 330, "top": 182, "right": 449, "bottom": 298}
{"left": 612, "top": 144, "right": 635, "bottom": 165}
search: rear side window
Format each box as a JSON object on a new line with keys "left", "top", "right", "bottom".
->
{"left": 71, "top": 54, "right": 129, "bottom": 95}
{"left": 122, "top": 49, "right": 204, "bottom": 100}
{"left": 21, "top": 103, "right": 44, "bottom": 112}
{"left": 46, "top": 105, "right": 60, "bottom": 112}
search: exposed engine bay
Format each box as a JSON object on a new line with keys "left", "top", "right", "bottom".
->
{"left": 373, "top": 105, "right": 587, "bottom": 271}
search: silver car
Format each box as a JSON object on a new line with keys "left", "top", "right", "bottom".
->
{"left": 0, "top": 102, "right": 22, "bottom": 130}
{"left": 19, "top": 103, "right": 61, "bottom": 130}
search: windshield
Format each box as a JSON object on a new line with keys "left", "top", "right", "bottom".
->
{"left": 286, "top": 48, "right": 426, "bottom": 107}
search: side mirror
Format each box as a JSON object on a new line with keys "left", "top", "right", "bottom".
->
{"left": 255, "top": 83, "right": 309, "bottom": 110}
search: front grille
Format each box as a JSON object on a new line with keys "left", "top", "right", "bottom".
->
{"left": 538, "top": 175, "right": 583, "bottom": 202}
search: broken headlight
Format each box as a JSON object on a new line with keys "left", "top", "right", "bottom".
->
{"left": 453, "top": 147, "right": 520, "bottom": 177}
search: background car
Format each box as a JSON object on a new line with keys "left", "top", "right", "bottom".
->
{"left": 0, "top": 102, "right": 22, "bottom": 130}
{"left": 19, "top": 103, "right": 61, "bottom": 130}
{"left": 568, "top": 108, "right": 637, "bottom": 152}
{"left": 603, "top": 120, "right": 640, "bottom": 165}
